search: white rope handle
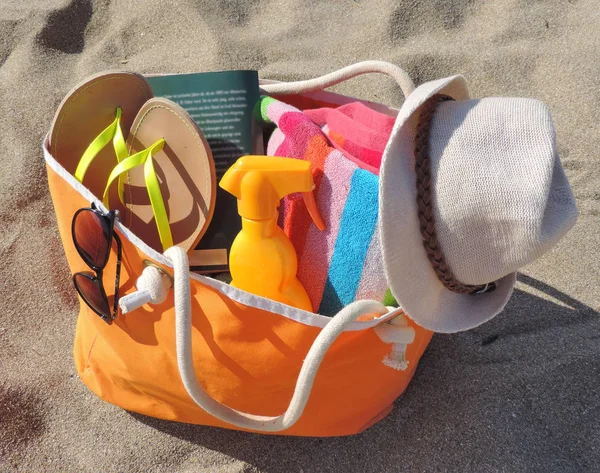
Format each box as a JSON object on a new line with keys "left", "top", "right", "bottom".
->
{"left": 164, "top": 246, "right": 390, "bottom": 432}
{"left": 260, "top": 60, "right": 415, "bottom": 100}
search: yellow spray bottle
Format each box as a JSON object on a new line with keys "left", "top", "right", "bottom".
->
{"left": 219, "top": 155, "right": 325, "bottom": 312}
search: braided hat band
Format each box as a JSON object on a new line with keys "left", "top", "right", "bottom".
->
{"left": 414, "top": 94, "right": 496, "bottom": 296}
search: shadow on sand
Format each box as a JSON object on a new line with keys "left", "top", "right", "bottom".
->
{"left": 129, "top": 273, "right": 599, "bottom": 473}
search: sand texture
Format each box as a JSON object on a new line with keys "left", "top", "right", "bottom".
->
{"left": 1, "top": 0, "right": 599, "bottom": 471}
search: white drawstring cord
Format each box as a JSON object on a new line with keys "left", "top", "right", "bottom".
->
{"left": 378, "top": 312, "right": 415, "bottom": 371}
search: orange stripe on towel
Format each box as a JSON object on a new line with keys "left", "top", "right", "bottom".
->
{"left": 283, "top": 134, "right": 330, "bottom": 261}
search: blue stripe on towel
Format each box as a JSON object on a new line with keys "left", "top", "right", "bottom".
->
{"left": 318, "top": 169, "right": 379, "bottom": 316}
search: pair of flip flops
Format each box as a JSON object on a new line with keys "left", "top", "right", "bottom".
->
{"left": 48, "top": 71, "right": 216, "bottom": 253}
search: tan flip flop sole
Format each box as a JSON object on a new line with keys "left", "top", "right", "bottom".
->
{"left": 49, "top": 71, "right": 153, "bottom": 212}
{"left": 123, "top": 98, "right": 217, "bottom": 253}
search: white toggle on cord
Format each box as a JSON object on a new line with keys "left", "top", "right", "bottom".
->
{"left": 119, "top": 265, "right": 172, "bottom": 314}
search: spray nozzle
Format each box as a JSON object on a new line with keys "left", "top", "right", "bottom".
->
{"left": 220, "top": 155, "right": 324, "bottom": 230}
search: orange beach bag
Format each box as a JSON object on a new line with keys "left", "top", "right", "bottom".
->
{"left": 44, "top": 62, "right": 433, "bottom": 437}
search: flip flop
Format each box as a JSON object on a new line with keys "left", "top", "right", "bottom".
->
{"left": 50, "top": 72, "right": 217, "bottom": 254}
{"left": 49, "top": 71, "right": 153, "bottom": 215}
{"left": 115, "top": 98, "right": 216, "bottom": 253}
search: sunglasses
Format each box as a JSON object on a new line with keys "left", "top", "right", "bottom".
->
{"left": 71, "top": 204, "right": 122, "bottom": 324}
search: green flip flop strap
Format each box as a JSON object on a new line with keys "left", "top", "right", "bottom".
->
{"left": 102, "top": 138, "right": 173, "bottom": 251}
{"left": 74, "top": 107, "right": 129, "bottom": 205}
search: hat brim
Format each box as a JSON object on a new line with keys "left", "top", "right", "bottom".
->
{"left": 379, "top": 76, "right": 516, "bottom": 333}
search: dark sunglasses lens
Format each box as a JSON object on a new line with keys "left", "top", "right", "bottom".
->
{"left": 74, "top": 210, "right": 111, "bottom": 268}
{"left": 74, "top": 273, "right": 110, "bottom": 319}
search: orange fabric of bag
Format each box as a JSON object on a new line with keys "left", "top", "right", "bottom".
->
{"left": 45, "top": 84, "right": 434, "bottom": 436}
{"left": 47, "top": 160, "right": 433, "bottom": 437}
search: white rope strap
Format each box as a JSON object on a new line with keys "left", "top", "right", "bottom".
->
{"left": 119, "top": 247, "right": 414, "bottom": 431}
{"left": 260, "top": 60, "right": 415, "bottom": 100}
{"left": 164, "top": 246, "right": 390, "bottom": 432}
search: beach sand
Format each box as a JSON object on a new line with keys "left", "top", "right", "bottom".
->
{"left": 1, "top": 0, "right": 599, "bottom": 471}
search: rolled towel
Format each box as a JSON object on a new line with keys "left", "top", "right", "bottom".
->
{"left": 257, "top": 96, "right": 395, "bottom": 315}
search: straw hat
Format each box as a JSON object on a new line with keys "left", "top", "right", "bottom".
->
{"left": 379, "top": 76, "right": 578, "bottom": 333}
